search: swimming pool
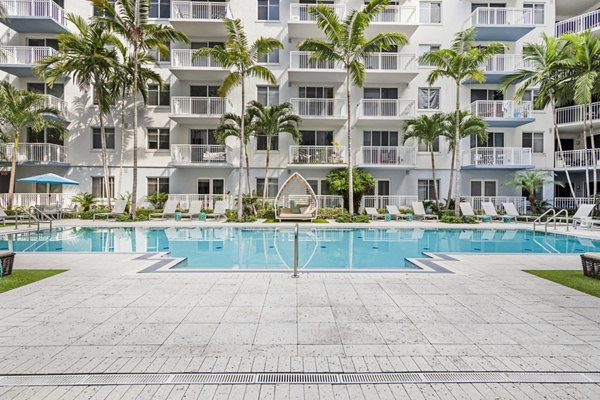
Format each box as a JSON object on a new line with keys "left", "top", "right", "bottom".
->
{"left": 1, "top": 227, "right": 598, "bottom": 270}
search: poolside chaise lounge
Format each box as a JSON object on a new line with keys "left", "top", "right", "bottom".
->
{"left": 206, "top": 200, "right": 227, "bottom": 220}
{"left": 482, "top": 202, "right": 514, "bottom": 222}
{"left": 386, "top": 205, "right": 404, "bottom": 220}
{"left": 277, "top": 204, "right": 316, "bottom": 221}
{"left": 411, "top": 201, "right": 438, "bottom": 221}
{"left": 0, "top": 209, "right": 28, "bottom": 226}
{"left": 572, "top": 204, "right": 597, "bottom": 229}
{"left": 365, "top": 207, "right": 383, "bottom": 220}
{"left": 502, "top": 202, "right": 533, "bottom": 222}
{"left": 181, "top": 200, "right": 203, "bottom": 220}
{"left": 459, "top": 202, "right": 486, "bottom": 221}
{"left": 580, "top": 253, "right": 600, "bottom": 279}
{"left": 93, "top": 199, "right": 128, "bottom": 220}
{"left": 150, "top": 200, "right": 178, "bottom": 220}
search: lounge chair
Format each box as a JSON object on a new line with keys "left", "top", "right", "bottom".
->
{"left": 150, "top": 200, "right": 178, "bottom": 220}
{"left": 459, "top": 202, "right": 485, "bottom": 221}
{"left": 581, "top": 253, "right": 600, "bottom": 279}
{"left": 93, "top": 199, "right": 128, "bottom": 220}
{"left": 411, "top": 201, "right": 438, "bottom": 221}
{"left": 207, "top": 200, "right": 227, "bottom": 220}
{"left": 482, "top": 201, "right": 514, "bottom": 222}
{"left": 365, "top": 207, "right": 382, "bottom": 220}
{"left": 386, "top": 205, "right": 403, "bottom": 220}
{"left": 502, "top": 202, "right": 533, "bottom": 222}
{"left": 0, "top": 209, "right": 27, "bottom": 226}
{"left": 182, "top": 200, "right": 203, "bottom": 220}
{"left": 572, "top": 203, "right": 597, "bottom": 229}
{"left": 277, "top": 203, "right": 316, "bottom": 221}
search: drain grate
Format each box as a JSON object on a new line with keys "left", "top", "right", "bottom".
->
{"left": 0, "top": 371, "right": 598, "bottom": 386}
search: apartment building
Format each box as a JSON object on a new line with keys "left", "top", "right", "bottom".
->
{"left": 0, "top": 0, "right": 592, "bottom": 212}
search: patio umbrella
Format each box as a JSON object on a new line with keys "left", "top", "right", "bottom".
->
{"left": 17, "top": 173, "right": 79, "bottom": 203}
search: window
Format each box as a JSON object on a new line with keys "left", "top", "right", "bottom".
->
{"left": 257, "top": 86, "right": 279, "bottom": 106}
{"left": 470, "top": 180, "right": 497, "bottom": 197}
{"left": 147, "top": 177, "right": 169, "bottom": 196}
{"left": 470, "top": 89, "right": 503, "bottom": 102}
{"left": 258, "top": 0, "right": 279, "bottom": 21}
{"left": 148, "top": 84, "right": 170, "bottom": 106}
{"left": 258, "top": 50, "right": 279, "bottom": 64}
{"left": 257, "top": 135, "right": 279, "bottom": 151}
{"left": 191, "top": 129, "right": 217, "bottom": 145}
{"left": 418, "top": 179, "right": 439, "bottom": 201}
{"left": 523, "top": 132, "right": 544, "bottom": 153}
{"left": 27, "top": 38, "right": 58, "bottom": 50}
{"left": 150, "top": 42, "right": 170, "bottom": 63}
{"left": 363, "top": 131, "right": 398, "bottom": 146}
{"left": 147, "top": 128, "right": 170, "bottom": 150}
{"left": 524, "top": 3, "right": 544, "bottom": 24}
{"left": 93, "top": 0, "right": 115, "bottom": 17}
{"left": 366, "top": 180, "right": 390, "bottom": 196}
{"left": 301, "top": 130, "right": 333, "bottom": 146}
{"left": 471, "top": 132, "right": 504, "bottom": 148}
{"left": 92, "top": 127, "right": 115, "bottom": 149}
{"left": 306, "top": 179, "right": 330, "bottom": 196}
{"left": 27, "top": 82, "right": 64, "bottom": 98}
{"left": 27, "top": 127, "right": 63, "bottom": 145}
{"left": 523, "top": 89, "right": 543, "bottom": 110}
{"left": 198, "top": 179, "right": 225, "bottom": 195}
{"left": 418, "top": 88, "right": 440, "bottom": 109}
{"left": 256, "top": 178, "right": 278, "bottom": 198}
{"left": 418, "top": 44, "right": 440, "bottom": 66}
{"left": 150, "top": 0, "right": 170, "bottom": 18}
{"left": 419, "top": 1, "right": 441, "bottom": 23}
{"left": 299, "top": 87, "right": 333, "bottom": 99}
{"left": 190, "top": 85, "right": 220, "bottom": 97}
{"left": 92, "top": 176, "right": 115, "bottom": 198}
{"left": 418, "top": 137, "right": 440, "bottom": 152}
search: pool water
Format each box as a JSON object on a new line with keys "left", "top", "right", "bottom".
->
{"left": 2, "top": 227, "right": 598, "bottom": 270}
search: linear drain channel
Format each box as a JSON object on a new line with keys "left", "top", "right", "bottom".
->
{"left": 0, "top": 372, "right": 599, "bottom": 386}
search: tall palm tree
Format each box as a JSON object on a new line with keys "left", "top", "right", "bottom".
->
{"left": 249, "top": 101, "right": 302, "bottom": 202}
{"left": 194, "top": 18, "right": 282, "bottom": 219}
{"left": 93, "top": 0, "right": 189, "bottom": 217}
{"left": 35, "top": 14, "right": 122, "bottom": 208}
{"left": 298, "top": 0, "right": 408, "bottom": 215}
{"left": 419, "top": 28, "right": 504, "bottom": 215}
{"left": 0, "top": 81, "right": 66, "bottom": 208}
{"left": 501, "top": 34, "right": 577, "bottom": 204}
{"left": 402, "top": 114, "right": 446, "bottom": 209}
{"left": 505, "top": 169, "right": 564, "bottom": 213}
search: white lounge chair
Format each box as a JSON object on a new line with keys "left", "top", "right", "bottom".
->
{"left": 411, "top": 201, "right": 438, "bottom": 221}
{"left": 386, "top": 205, "right": 403, "bottom": 220}
{"left": 502, "top": 202, "right": 533, "bottom": 222}
{"left": 207, "top": 200, "right": 227, "bottom": 220}
{"left": 93, "top": 199, "right": 128, "bottom": 220}
{"left": 150, "top": 200, "right": 178, "bottom": 220}
{"left": 0, "top": 208, "right": 27, "bottom": 226}
{"left": 482, "top": 201, "right": 514, "bottom": 222}
{"left": 182, "top": 200, "right": 203, "bottom": 220}
{"left": 572, "top": 204, "right": 597, "bottom": 229}
{"left": 365, "top": 207, "right": 382, "bottom": 220}
{"left": 459, "top": 202, "right": 485, "bottom": 221}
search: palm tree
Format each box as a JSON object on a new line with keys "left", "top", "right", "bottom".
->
{"left": 505, "top": 169, "right": 564, "bottom": 213}
{"left": 92, "top": 0, "right": 189, "bottom": 217}
{"left": 402, "top": 114, "right": 446, "bottom": 209}
{"left": 501, "top": 33, "right": 577, "bottom": 204}
{"left": 249, "top": 101, "right": 302, "bottom": 202}
{"left": 0, "top": 81, "right": 67, "bottom": 208}
{"left": 194, "top": 18, "right": 282, "bottom": 219}
{"left": 419, "top": 28, "right": 504, "bottom": 215}
{"left": 34, "top": 14, "right": 121, "bottom": 208}
{"left": 298, "top": 0, "right": 408, "bottom": 215}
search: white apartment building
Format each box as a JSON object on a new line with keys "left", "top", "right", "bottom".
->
{"left": 0, "top": 0, "right": 596, "bottom": 212}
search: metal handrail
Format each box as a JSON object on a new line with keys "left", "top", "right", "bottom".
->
{"left": 533, "top": 209, "right": 555, "bottom": 232}
{"left": 545, "top": 209, "right": 569, "bottom": 233}
{"left": 30, "top": 206, "right": 53, "bottom": 231}
{"left": 292, "top": 224, "right": 299, "bottom": 278}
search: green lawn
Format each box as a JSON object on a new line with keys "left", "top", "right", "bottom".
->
{"left": 0, "top": 270, "right": 67, "bottom": 294}
{"left": 524, "top": 270, "right": 600, "bottom": 298}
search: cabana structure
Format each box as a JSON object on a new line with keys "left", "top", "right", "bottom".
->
{"left": 275, "top": 172, "right": 318, "bottom": 221}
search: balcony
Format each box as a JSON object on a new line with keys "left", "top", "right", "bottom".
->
{"left": 555, "top": 102, "right": 600, "bottom": 132}
{"left": 288, "top": 4, "right": 345, "bottom": 38}
{"left": 288, "top": 52, "right": 345, "bottom": 83}
{"left": 362, "top": 195, "right": 417, "bottom": 210}
{"left": 41, "top": 94, "right": 68, "bottom": 122}
{"left": 466, "top": 7, "right": 534, "bottom": 41}
{"left": 469, "top": 100, "right": 534, "bottom": 127}
{"left": 0, "top": 143, "right": 67, "bottom": 165}
{"left": 170, "top": 50, "right": 228, "bottom": 81}
{"left": 290, "top": 98, "right": 346, "bottom": 127}
{"left": 288, "top": 145, "right": 345, "bottom": 167}
{"left": 0, "top": 46, "right": 56, "bottom": 77}
{"left": 356, "top": 146, "right": 417, "bottom": 169}
{"left": 555, "top": 149, "right": 600, "bottom": 170}
{"left": 170, "top": 1, "right": 230, "bottom": 36}
{"left": 363, "top": 5, "right": 418, "bottom": 36}
{"left": 170, "top": 144, "right": 231, "bottom": 168}
{"left": 462, "top": 147, "right": 533, "bottom": 169}
{"left": 356, "top": 99, "right": 415, "bottom": 127}
{"left": 465, "top": 54, "right": 536, "bottom": 84}
{"left": 0, "top": 0, "right": 68, "bottom": 33}
{"left": 364, "top": 53, "right": 417, "bottom": 83}
{"left": 170, "top": 97, "right": 228, "bottom": 125}
{"left": 556, "top": 9, "right": 600, "bottom": 36}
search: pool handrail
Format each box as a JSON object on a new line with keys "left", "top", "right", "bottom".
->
{"left": 532, "top": 208, "right": 555, "bottom": 231}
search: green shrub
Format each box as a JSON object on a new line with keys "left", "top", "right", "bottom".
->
{"left": 79, "top": 206, "right": 110, "bottom": 220}
{"left": 440, "top": 215, "right": 464, "bottom": 224}
{"left": 135, "top": 207, "right": 156, "bottom": 221}
{"left": 335, "top": 213, "right": 353, "bottom": 223}
{"left": 257, "top": 208, "right": 275, "bottom": 220}
{"left": 464, "top": 216, "right": 479, "bottom": 224}
{"left": 146, "top": 192, "right": 168, "bottom": 209}
{"left": 226, "top": 209, "right": 257, "bottom": 223}
{"left": 438, "top": 210, "right": 456, "bottom": 218}
{"left": 318, "top": 207, "right": 348, "bottom": 219}
{"left": 352, "top": 214, "right": 369, "bottom": 223}
{"left": 312, "top": 218, "right": 328, "bottom": 223}
{"left": 72, "top": 192, "right": 97, "bottom": 212}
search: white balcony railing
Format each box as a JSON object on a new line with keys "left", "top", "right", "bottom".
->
{"left": 0, "top": 46, "right": 56, "bottom": 65}
{"left": 358, "top": 99, "right": 416, "bottom": 119}
{"left": 358, "top": 146, "right": 417, "bottom": 167}
{"left": 171, "top": 144, "right": 228, "bottom": 165}
{"left": 171, "top": 1, "right": 230, "bottom": 20}
{"left": 556, "top": 9, "right": 600, "bottom": 36}
{"left": 168, "top": 194, "right": 233, "bottom": 210}
{"left": 555, "top": 149, "right": 600, "bottom": 169}
{"left": 555, "top": 102, "right": 600, "bottom": 125}
{"left": 464, "top": 196, "right": 528, "bottom": 213}
{"left": 171, "top": 97, "right": 228, "bottom": 117}
{"left": 289, "top": 51, "right": 343, "bottom": 71}
{"left": 171, "top": 49, "right": 224, "bottom": 69}
{"left": 316, "top": 195, "right": 343, "bottom": 209}
{"left": 290, "top": 98, "right": 345, "bottom": 118}
{"left": 462, "top": 147, "right": 532, "bottom": 167}
{"left": 0, "top": 0, "right": 66, "bottom": 25}
{"left": 365, "top": 52, "right": 416, "bottom": 71}
{"left": 554, "top": 197, "right": 599, "bottom": 211}
{"left": 483, "top": 54, "right": 536, "bottom": 73}
{"left": 469, "top": 100, "right": 532, "bottom": 119}
{"left": 366, "top": 5, "right": 417, "bottom": 24}
{"left": 289, "top": 145, "right": 345, "bottom": 164}
{"left": 362, "top": 195, "right": 418, "bottom": 210}
{"left": 289, "top": 4, "right": 345, "bottom": 22}
{"left": 42, "top": 94, "right": 67, "bottom": 116}
{"left": 0, "top": 142, "right": 67, "bottom": 164}
{"left": 467, "top": 7, "right": 533, "bottom": 27}
{"left": 0, "top": 193, "right": 76, "bottom": 209}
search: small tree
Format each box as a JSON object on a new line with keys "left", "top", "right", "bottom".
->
{"left": 326, "top": 168, "right": 375, "bottom": 212}
{"left": 504, "top": 169, "right": 564, "bottom": 213}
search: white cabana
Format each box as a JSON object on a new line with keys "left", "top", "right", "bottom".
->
{"left": 275, "top": 172, "right": 318, "bottom": 221}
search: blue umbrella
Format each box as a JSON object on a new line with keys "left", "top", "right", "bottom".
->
{"left": 18, "top": 173, "right": 79, "bottom": 185}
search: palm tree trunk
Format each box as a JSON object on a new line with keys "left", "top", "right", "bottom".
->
{"left": 430, "top": 147, "right": 439, "bottom": 210}
{"left": 97, "top": 85, "right": 111, "bottom": 210}
{"left": 583, "top": 106, "right": 590, "bottom": 198}
{"left": 453, "top": 82, "right": 461, "bottom": 216}
{"left": 237, "top": 77, "right": 245, "bottom": 220}
{"left": 550, "top": 97, "right": 577, "bottom": 204}
{"left": 589, "top": 102, "right": 597, "bottom": 204}
{"left": 445, "top": 142, "right": 455, "bottom": 210}
{"left": 117, "top": 88, "right": 126, "bottom": 197}
{"left": 7, "top": 131, "right": 19, "bottom": 210}
{"left": 263, "top": 136, "right": 271, "bottom": 202}
{"left": 346, "top": 68, "right": 353, "bottom": 214}
{"left": 130, "top": 50, "right": 139, "bottom": 219}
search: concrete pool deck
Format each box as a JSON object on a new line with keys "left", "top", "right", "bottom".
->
{"left": 1, "top": 220, "right": 600, "bottom": 398}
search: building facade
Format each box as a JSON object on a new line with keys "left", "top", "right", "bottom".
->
{"left": 0, "top": 0, "right": 597, "bottom": 212}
